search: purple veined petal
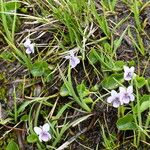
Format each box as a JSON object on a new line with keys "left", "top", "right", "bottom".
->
{"left": 39, "top": 132, "right": 51, "bottom": 142}
{"left": 122, "top": 96, "right": 130, "bottom": 104}
{"left": 124, "top": 71, "right": 132, "bottom": 81}
{"left": 107, "top": 96, "right": 113, "bottom": 103}
{"left": 127, "top": 86, "right": 133, "bottom": 94}
{"left": 124, "top": 66, "right": 135, "bottom": 81}
{"left": 124, "top": 75, "right": 132, "bottom": 81}
{"left": 70, "top": 56, "right": 80, "bottom": 68}
{"left": 24, "top": 38, "right": 31, "bottom": 47}
{"left": 124, "top": 66, "right": 131, "bottom": 81}
{"left": 130, "top": 94, "right": 135, "bottom": 101}
{"left": 112, "top": 100, "right": 120, "bottom": 108}
{"left": 26, "top": 48, "right": 32, "bottom": 54}
{"left": 34, "top": 127, "right": 42, "bottom": 135}
{"left": 42, "top": 123, "right": 50, "bottom": 132}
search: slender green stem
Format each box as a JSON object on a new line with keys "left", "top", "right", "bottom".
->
{"left": 13, "top": 86, "right": 17, "bottom": 123}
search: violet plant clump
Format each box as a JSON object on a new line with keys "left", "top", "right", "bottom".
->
{"left": 34, "top": 123, "right": 51, "bottom": 142}
{"left": 24, "top": 38, "right": 34, "bottom": 54}
{"left": 107, "top": 66, "right": 135, "bottom": 108}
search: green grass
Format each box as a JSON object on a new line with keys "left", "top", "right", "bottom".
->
{"left": 0, "top": 0, "right": 150, "bottom": 149}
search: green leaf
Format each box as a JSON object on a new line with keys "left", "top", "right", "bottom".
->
{"left": 134, "top": 95, "right": 150, "bottom": 113}
{"left": 20, "top": 115, "right": 28, "bottom": 121}
{"left": 140, "top": 101, "right": 150, "bottom": 113}
{"left": 135, "top": 76, "right": 146, "bottom": 89}
{"left": 60, "top": 83, "right": 70, "bottom": 97}
{"left": 6, "top": 140, "right": 19, "bottom": 150}
{"left": 43, "top": 68, "right": 52, "bottom": 82}
{"left": 88, "top": 49, "right": 98, "bottom": 64}
{"left": 91, "top": 84, "right": 99, "bottom": 91}
{"left": 77, "top": 83, "right": 90, "bottom": 98}
{"left": 31, "top": 61, "right": 49, "bottom": 77}
{"left": 18, "top": 100, "right": 32, "bottom": 114}
{"left": 113, "top": 61, "right": 125, "bottom": 71}
{"left": 116, "top": 114, "right": 137, "bottom": 130}
{"left": 0, "top": 1, "right": 21, "bottom": 11}
{"left": 139, "top": 95, "right": 150, "bottom": 113}
{"left": 0, "top": 51, "right": 14, "bottom": 62}
{"left": 128, "top": 60, "right": 135, "bottom": 66}
{"left": 113, "top": 26, "right": 128, "bottom": 54}
{"left": 102, "top": 41, "right": 112, "bottom": 53}
{"left": 83, "top": 97, "right": 93, "bottom": 103}
{"left": 101, "top": 73, "right": 124, "bottom": 90}
{"left": 27, "top": 134, "right": 38, "bottom": 143}
{"left": 0, "top": 118, "right": 13, "bottom": 125}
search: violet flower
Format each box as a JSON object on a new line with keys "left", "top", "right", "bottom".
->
{"left": 124, "top": 66, "right": 135, "bottom": 81}
{"left": 24, "top": 38, "right": 34, "bottom": 54}
{"left": 65, "top": 51, "right": 80, "bottom": 68}
{"left": 34, "top": 123, "right": 51, "bottom": 142}
{"left": 107, "top": 90, "right": 123, "bottom": 108}
{"left": 119, "top": 86, "right": 135, "bottom": 104}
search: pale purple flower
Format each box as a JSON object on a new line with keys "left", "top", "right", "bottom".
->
{"left": 24, "top": 38, "right": 34, "bottom": 54}
{"left": 119, "top": 86, "right": 135, "bottom": 104}
{"left": 107, "top": 90, "right": 123, "bottom": 108}
{"left": 34, "top": 123, "right": 51, "bottom": 142}
{"left": 65, "top": 51, "right": 80, "bottom": 68}
{"left": 124, "top": 66, "right": 135, "bottom": 81}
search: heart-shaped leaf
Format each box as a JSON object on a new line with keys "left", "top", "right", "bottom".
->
{"left": 6, "top": 141, "right": 19, "bottom": 150}
{"left": 27, "top": 134, "right": 38, "bottom": 143}
{"left": 101, "top": 73, "right": 123, "bottom": 90}
{"left": 135, "top": 76, "right": 146, "bottom": 89}
{"left": 117, "top": 114, "right": 137, "bottom": 130}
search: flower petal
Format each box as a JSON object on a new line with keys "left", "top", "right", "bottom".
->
{"left": 42, "top": 123, "right": 50, "bottom": 132}
{"left": 29, "top": 44, "right": 34, "bottom": 53}
{"left": 70, "top": 56, "right": 80, "bottom": 68}
{"left": 122, "top": 97, "right": 130, "bottom": 104}
{"left": 39, "top": 132, "right": 51, "bottom": 142}
{"left": 123, "top": 66, "right": 129, "bottom": 72}
{"left": 34, "top": 127, "right": 42, "bottom": 135}
{"left": 119, "top": 87, "right": 126, "bottom": 93}
{"left": 124, "top": 75, "right": 132, "bottom": 81}
{"left": 64, "top": 55, "right": 71, "bottom": 59}
{"left": 107, "top": 96, "right": 113, "bottom": 103}
{"left": 127, "top": 86, "right": 133, "bottom": 94}
{"left": 111, "top": 90, "right": 118, "bottom": 96}
{"left": 130, "top": 66, "right": 135, "bottom": 73}
{"left": 113, "top": 101, "right": 120, "bottom": 108}
{"left": 130, "top": 94, "right": 135, "bottom": 101}
{"left": 38, "top": 135, "right": 42, "bottom": 142}
{"left": 24, "top": 38, "right": 31, "bottom": 47}
{"left": 26, "top": 48, "right": 32, "bottom": 54}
